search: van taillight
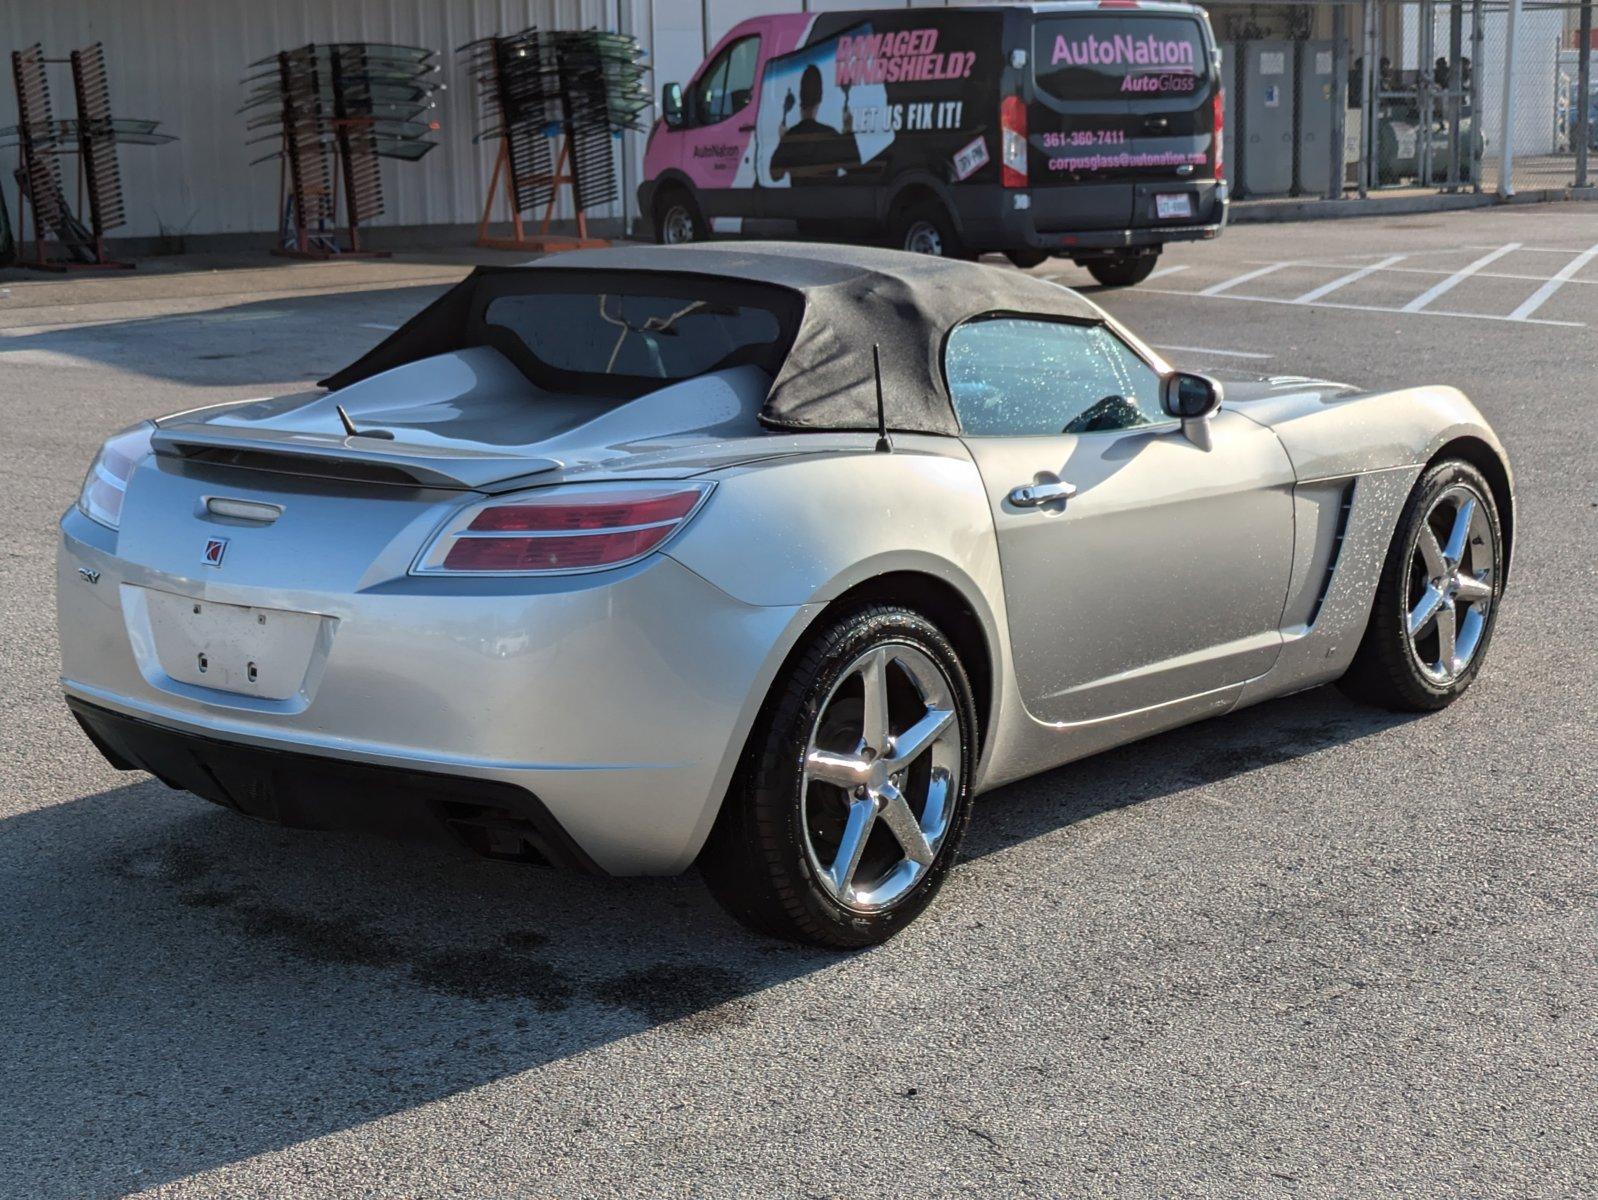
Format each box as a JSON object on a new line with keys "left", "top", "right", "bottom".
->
{"left": 1212, "top": 88, "right": 1225, "bottom": 178}
{"left": 1000, "top": 95, "right": 1027, "bottom": 188}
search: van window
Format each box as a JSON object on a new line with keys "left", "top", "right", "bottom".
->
{"left": 691, "top": 36, "right": 760, "bottom": 126}
{"left": 1033, "top": 16, "right": 1208, "bottom": 103}
{"left": 945, "top": 316, "right": 1165, "bottom": 437}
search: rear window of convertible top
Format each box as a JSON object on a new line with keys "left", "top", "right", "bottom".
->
{"left": 470, "top": 271, "right": 802, "bottom": 398}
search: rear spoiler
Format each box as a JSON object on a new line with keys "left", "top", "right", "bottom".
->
{"left": 152, "top": 424, "right": 561, "bottom": 491}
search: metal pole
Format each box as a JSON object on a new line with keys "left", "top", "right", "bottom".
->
{"left": 1419, "top": 0, "right": 1435, "bottom": 189}
{"left": 1330, "top": 2, "right": 1350, "bottom": 198}
{"left": 1470, "top": 0, "right": 1485, "bottom": 190}
{"left": 1360, "top": 0, "right": 1375, "bottom": 195}
{"left": 1497, "top": 0, "right": 1521, "bottom": 196}
{"left": 617, "top": 0, "right": 634, "bottom": 237}
{"left": 1448, "top": 0, "right": 1464, "bottom": 190}
{"left": 1578, "top": 0, "right": 1593, "bottom": 189}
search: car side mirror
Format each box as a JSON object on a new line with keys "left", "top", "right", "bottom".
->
{"left": 662, "top": 82, "right": 684, "bottom": 130}
{"left": 1161, "top": 371, "right": 1223, "bottom": 450}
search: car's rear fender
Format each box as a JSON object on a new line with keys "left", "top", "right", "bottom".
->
{"left": 664, "top": 437, "right": 1023, "bottom": 790}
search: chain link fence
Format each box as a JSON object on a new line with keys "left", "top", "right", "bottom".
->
{"left": 1209, "top": 0, "right": 1593, "bottom": 201}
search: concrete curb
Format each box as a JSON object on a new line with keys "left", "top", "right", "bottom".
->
{"left": 89, "top": 218, "right": 632, "bottom": 261}
{"left": 1232, "top": 187, "right": 1598, "bottom": 223}
{"left": 23, "top": 187, "right": 1598, "bottom": 260}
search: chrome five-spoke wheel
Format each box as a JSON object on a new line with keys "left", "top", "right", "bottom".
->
{"left": 700, "top": 604, "right": 976, "bottom": 946}
{"left": 801, "top": 644, "right": 961, "bottom": 911}
{"left": 1406, "top": 484, "right": 1496, "bottom": 683}
{"left": 1341, "top": 458, "right": 1505, "bottom": 713}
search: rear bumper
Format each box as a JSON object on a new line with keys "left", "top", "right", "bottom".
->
{"left": 69, "top": 697, "right": 602, "bottom": 873}
{"left": 951, "top": 181, "right": 1229, "bottom": 253}
{"left": 58, "top": 506, "right": 816, "bottom": 875}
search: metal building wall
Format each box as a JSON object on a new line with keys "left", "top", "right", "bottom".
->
{"left": 1, "top": 0, "right": 953, "bottom": 240}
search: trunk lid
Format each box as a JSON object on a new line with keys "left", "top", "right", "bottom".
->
{"left": 153, "top": 348, "right": 777, "bottom": 491}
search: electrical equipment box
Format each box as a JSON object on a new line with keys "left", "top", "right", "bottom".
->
{"left": 1241, "top": 40, "right": 1295, "bottom": 196}
{"left": 1296, "top": 40, "right": 1337, "bottom": 196}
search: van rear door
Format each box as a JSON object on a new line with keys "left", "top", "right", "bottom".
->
{"left": 1028, "top": 11, "right": 1217, "bottom": 234}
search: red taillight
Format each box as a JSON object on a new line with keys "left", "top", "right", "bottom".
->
{"left": 442, "top": 527, "right": 675, "bottom": 572}
{"left": 1212, "top": 87, "right": 1225, "bottom": 178}
{"left": 1000, "top": 95, "right": 1027, "bottom": 188}
{"left": 416, "top": 483, "right": 712, "bottom": 575}
{"left": 465, "top": 490, "right": 700, "bottom": 532}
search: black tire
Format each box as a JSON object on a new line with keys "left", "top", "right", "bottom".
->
{"left": 1004, "top": 249, "right": 1051, "bottom": 270}
{"left": 1338, "top": 459, "right": 1506, "bottom": 712}
{"left": 891, "top": 199, "right": 969, "bottom": 259}
{"left": 1085, "top": 250, "right": 1160, "bottom": 287}
{"left": 653, "top": 188, "right": 707, "bottom": 245}
{"left": 700, "top": 604, "right": 978, "bottom": 948}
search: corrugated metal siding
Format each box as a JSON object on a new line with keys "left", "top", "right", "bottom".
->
{"left": 2, "top": 0, "right": 951, "bottom": 239}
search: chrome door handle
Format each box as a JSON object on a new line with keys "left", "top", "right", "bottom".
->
{"left": 1009, "top": 480, "right": 1077, "bottom": 507}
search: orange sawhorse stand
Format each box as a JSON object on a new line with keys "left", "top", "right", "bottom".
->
{"left": 475, "top": 133, "right": 610, "bottom": 254}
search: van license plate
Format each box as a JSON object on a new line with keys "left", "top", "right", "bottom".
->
{"left": 1156, "top": 193, "right": 1194, "bottom": 220}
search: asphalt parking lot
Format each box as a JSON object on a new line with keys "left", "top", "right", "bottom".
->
{"left": 2, "top": 204, "right": 1595, "bottom": 1198}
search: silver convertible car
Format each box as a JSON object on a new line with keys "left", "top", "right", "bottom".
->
{"left": 59, "top": 243, "right": 1513, "bottom": 946}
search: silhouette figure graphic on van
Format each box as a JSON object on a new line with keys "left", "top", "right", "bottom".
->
{"left": 770, "top": 64, "right": 859, "bottom": 185}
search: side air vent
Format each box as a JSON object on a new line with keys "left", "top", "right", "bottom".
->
{"left": 1306, "top": 480, "right": 1357, "bottom": 628}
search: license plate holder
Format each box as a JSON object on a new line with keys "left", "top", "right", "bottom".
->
{"left": 1156, "top": 192, "right": 1195, "bottom": 220}
{"left": 143, "top": 590, "right": 324, "bottom": 700}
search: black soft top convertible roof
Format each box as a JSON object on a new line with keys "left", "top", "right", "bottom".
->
{"left": 320, "top": 242, "right": 1106, "bottom": 436}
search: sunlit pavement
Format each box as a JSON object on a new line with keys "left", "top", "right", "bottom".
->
{"left": 2, "top": 205, "right": 1594, "bottom": 1198}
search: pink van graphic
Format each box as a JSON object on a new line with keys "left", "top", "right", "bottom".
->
{"left": 640, "top": 6, "right": 1225, "bottom": 275}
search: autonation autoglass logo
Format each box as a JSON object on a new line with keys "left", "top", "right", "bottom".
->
{"left": 1049, "top": 33, "right": 1196, "bottom": 69}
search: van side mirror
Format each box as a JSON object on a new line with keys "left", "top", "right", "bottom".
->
{"left": 1161, "top": 371, "right": 1223, "bottom": 449}
{"left": 662, "top": 82, "right": 684, "bottom": 129}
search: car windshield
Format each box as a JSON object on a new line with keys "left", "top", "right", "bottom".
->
{"left": 1033, "top": 16, "right": 1209, "bottom": 103}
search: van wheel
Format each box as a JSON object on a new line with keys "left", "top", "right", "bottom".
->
{"left": 892, "top": 200, "right": 967, "bottom": 259}
{"left": 700, "top": 604, "right": 977, "bottom": 948}
{"left": 654, "top": 189, "right": 706, "bottom": 245}
{"left": 1085, "top": 250, "right": 1160, "bottom": 287}
{"left": 1004, "top": 249, "right": 1051, "bottom": 270}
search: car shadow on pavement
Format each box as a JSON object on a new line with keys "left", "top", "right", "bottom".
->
{"left": 0, "top": 285, "right": 452, "bottom": 388}
{"left": 962, "top": 685, "right": 1417, "bottom": 863}
{"left": 0, "top": 685, "right": 1410, "bottom": 1198}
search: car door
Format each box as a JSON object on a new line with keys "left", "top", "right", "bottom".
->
{"left": 683, "top": 34, "right": 764, "bottom": 221}
{"left": 947, "top": 315, "right": 1296, "bottom": 726}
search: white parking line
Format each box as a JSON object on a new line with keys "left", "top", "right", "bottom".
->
{"left": 1200, "top": 262, "right": 1291, "bottom": 296}
{"left": 1151, "top": 343, "right": 1273, "bottom": 360}
{"left": 1148, "top": 264, "right": 1190, "bottom": 281}
{"left": 1138, "top": 287, "right": 1584, "bottom": 327}
{"left": 1240, "top": 259, "right": 1591, "bottom": 285}
{"left": 1291, "top": 255, "right": 1408, "bottom": 304}
{"left": 1508, "top": 242, "right": 1598, "bottom": 321}
{"left": 1401, "top": 243, "right": 1522, "bottom": 312}
{"left": 359, "top": 322, "right": 400, "bottom": 331}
